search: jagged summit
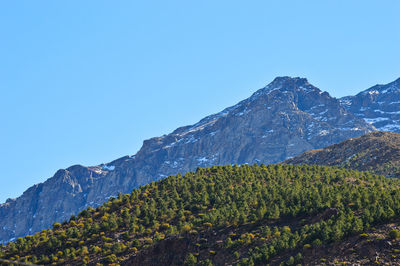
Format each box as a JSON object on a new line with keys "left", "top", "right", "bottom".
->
{"left": 267, "top": 76, "right": 309, "bottom": 86}
{"left": 252, "top": 76, "right": 318, "bottom": 97}
{"left": 170, "top": 76, "right": 328, "bottom": 139}
{"left": 167, "top": 77, "right": 312, "bottom": 138}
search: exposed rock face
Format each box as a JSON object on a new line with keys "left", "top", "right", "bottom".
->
{"left": 0, "top": 77, "right": 374, "bottom": 243}
{"left": 340, "top": 78, "right": 400, "bottom": 132}
{"left": 284, "top": 131, "right": 400, "bottom": 178}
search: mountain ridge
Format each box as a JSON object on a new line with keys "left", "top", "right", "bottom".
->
{"left": 0, "top": 76, "right": 390, "bottom": 243}
{"left": 340, "top": 77, "right": 400, "bottom": 132}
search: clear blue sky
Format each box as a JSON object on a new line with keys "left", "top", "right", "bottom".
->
{"left": 1, "top": 1, "right": 399, "bottom": 203}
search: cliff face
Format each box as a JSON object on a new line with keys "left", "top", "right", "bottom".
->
{"left": 0, "top": 77, "right": 375, "bottom": 243}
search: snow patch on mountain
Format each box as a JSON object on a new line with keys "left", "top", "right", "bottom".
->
{"left": 102, "top": 165, "right": 115, "bottom": 171}
{"left": 364, "top": 117, "right": 390, "bottom": 124}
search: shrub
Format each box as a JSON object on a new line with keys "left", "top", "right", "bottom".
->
{"left": 295, "top": 252, "right": 303, "bottom": 262}
{"left": 389, "top": 230, "right": 400, "bottom": 240}
{"left": 105, "top": 254, "right": 117, "bottom": 263}
{"left": 144, "top": 237, "right": 153, "bottom": 244}
{"left": 83, "top": 256, "right": 90, "bottom": 264}
{"left": 53, "top": 223, "right": 62, "bottom": 230}
{"left": 189, "top": 230, "right": 198, "bottom": 235}
{"left": 201, "top": 259, "right": 213, "bottom": 266}
{"left": 182, "top": 224, "right": 191, "bottom": 232}
{"left": 312, "top": 238, "right": 322, "bottom": 246}
{"left": 203, "top": 222, "right": 213, "bottom": 228}
{"left": 234, "top": 251, "right": 240, "bottom": 259}
{"left": 286, "top": 256, "right": 295, "bottom": 265}
{"left": 184, "top": 253, "right": 197, "bottom": 266}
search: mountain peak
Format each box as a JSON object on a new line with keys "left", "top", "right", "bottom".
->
{"left": 250, "top": 76, "right": 319, "bottom": 100}
{"left": 271, "top": 76, "right": 309, "bottom": 85}
{"left": 265, "top": 76, "right": 310, "bottom": 90}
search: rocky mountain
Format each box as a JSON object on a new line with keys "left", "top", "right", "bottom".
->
{"left": 340, "top": 77, "right": 400, "bottom": 132}
{"left": 284, "top": 131, "right": 400, "bottom": 178}
{"left": 0, "top": 77, "right": 375, "bottom": 243}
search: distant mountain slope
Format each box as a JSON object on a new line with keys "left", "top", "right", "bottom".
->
{"left": 284, "top": 131, "right": 400, "bottom": 178}
{"left": 0, "top": 77, "right": 375, "bottom": 243}
{"left": 2, "top": 164, "right": 400, "bottom": 265}
{"left": 341, "top": 78, "right": 400, "bottom": 132}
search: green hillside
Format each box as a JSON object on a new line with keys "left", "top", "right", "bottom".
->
{"left": 1, "top": 164, "right": 400, "bottom": 265}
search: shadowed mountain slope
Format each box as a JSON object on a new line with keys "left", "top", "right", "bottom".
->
{"left": 284, "top": 131, "right": 400, "bottom": 178}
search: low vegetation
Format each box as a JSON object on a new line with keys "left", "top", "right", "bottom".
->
{"left": 1, "top": 164, "right": 400, "bottom": 265}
